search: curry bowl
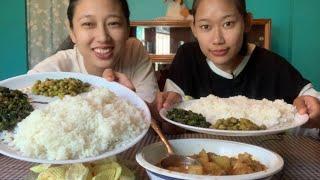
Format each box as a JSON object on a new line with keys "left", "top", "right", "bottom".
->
{"left": 136, "top": 138, "right": 283, "bottom": 180}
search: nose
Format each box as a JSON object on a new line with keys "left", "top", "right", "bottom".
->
{"left": 211, "top": 27, "right": 225, "bottom": 45}
{"left": 95, "top": 25, "right": 111, "bottom": 43}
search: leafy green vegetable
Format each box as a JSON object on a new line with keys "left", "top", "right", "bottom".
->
{"left": 0, "top": 86, "right": 34, "bottom": 131}
{"left": 166, "top": 108, "right": 210, "bottom": 128}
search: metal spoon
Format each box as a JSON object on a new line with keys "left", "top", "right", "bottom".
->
{"left": 150, "top": 119, "right": 200, "bottom": 168}
{"left": 31, "top": 101, "right": 48, "bottom": 104}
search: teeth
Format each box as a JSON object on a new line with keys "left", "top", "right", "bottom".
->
{"left": 94, "top": 48, "right": 111, "bottom": 54}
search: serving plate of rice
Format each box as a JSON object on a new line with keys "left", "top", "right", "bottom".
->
{"left": 0, "top": 72, "right": 151, "bottom": 164}
{"left": 160, "top": 95, "right": 308, "bottom": 136}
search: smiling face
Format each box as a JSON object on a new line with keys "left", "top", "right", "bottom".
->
{"left": 192, "top": 0, "right": 248, "bottom": 72}
{"left": 69, "top": 0, "right": 129, "bottom": 76}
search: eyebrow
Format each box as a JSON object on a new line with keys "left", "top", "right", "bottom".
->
{"left": 78, "top": 15, "right": 92, "bottom": 19}
{"left": 197, "top": 14, "right": 237, "bottom": 22}
{"left": 78, "top": 14, "right": 122, "bottom": 20}
{"left": 222, "top": 14, "right": 237, "bottom": 19}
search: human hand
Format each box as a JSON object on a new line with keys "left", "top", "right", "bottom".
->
{"left": 156, "top": 91, "right": 182, "bottom": 111}
{"left": 293, "top": 95, "right": 320, "bottom": 128}
{"left": 102, "top": 69, "right": 135, "bottom": 91}
{"left": 148, "top": 92, "right": 186, "bottom": 135}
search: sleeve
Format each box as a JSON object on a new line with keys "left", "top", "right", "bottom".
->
{"left": 275, "top": 57, "right": 310, "bottom": 102}
{"left": 28, "top": 51, "right": 70, "bottom": 74}
{"left": 131, "top": 40, "right": 159, "bottom": 103}
{"left": 256, "top": 48, "right": 311, "bottom": 103}
{"left": 299, "top": 83, "right": 320, "bottom": 100}
{"left": 163, "top": 79, "right": 185, "bottom": 96}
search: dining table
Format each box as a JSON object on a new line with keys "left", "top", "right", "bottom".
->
{"left": 0, "top": 130, "right": 319, "bottom": 180}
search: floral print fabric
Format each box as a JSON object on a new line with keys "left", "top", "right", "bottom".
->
{"left": 27, "top": 0, "right": 69, "bottom": 68}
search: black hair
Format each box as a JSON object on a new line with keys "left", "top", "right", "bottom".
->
{"left": 67, "top": 0, "right": 130, "bottom": 29}
{"left": 191, "top": 0, "right": 248, "bottom": 56}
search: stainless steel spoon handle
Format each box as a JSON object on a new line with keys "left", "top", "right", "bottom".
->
{"left": 150, "top": 119, "right": 174, "bottom": 155}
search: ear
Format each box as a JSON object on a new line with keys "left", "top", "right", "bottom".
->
{"left": 68, "top": 26, "right": 77, "bottom": 44}
{"left": 125, "top": 26, "right": 130, "bottom": 40}
{"left": 244, "top": 12, "right": 253, "bottom": 33}
{"left": 190, "top": 18, "right": 197, "bottom": 39}
{"left": 128, "top": 26, "right": 131, "bottom": 35}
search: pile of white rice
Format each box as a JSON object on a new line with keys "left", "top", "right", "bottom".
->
{"left": 11, "top": 88, "right": 147, "bottom": 160}
{"left": 180, "top": 95, "right": 296, "bottom": 128}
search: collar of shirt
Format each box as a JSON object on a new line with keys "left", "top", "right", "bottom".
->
{"left": 206, "top": 44, "right": 256, "bottom": 79}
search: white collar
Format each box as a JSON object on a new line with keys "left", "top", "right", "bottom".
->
{"left": 206, "top": 44, "right": 256, "bottom": 79}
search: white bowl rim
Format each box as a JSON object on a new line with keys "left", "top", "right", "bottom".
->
{"left": 136, "top": 138, "right": 284, "bottom": 180}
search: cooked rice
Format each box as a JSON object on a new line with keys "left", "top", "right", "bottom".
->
{"left": 11, "top": 88, "right": 147, "bottom": 160}
{"left": 180, "top": 95, "right": 296, "bottom": 128}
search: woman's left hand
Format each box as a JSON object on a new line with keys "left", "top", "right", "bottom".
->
{"left": 294, "top": 95, "right": 320, "bottom": 128}
{"left": 102, "top": 69, "right": 136, "bottom": 91}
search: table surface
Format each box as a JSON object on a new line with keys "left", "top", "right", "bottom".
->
{"left": 1, "top": 131, "right": 319, "bottom": 180}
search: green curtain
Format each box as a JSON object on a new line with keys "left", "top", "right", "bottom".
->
{"left": 27, "top": 0, "right": 69, "bottom": 68}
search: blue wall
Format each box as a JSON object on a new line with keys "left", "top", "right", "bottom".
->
{"left": 127, "top": 0, "right": 193, "bottom": 20}
{"left": 291, "top": 0, "right": 320, "bottom": 90}
{"left": 0, "top": 0, "right": 28, "bottom": 80}
{"left": 1, "top": 0, "right": 319, "bottom": 90}
{"left": 247, "top": 0, "right": 293, "bottom": 61}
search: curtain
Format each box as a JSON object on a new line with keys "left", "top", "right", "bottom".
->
{"left": 27, "top": 0, "right": 69, "bottom": 68}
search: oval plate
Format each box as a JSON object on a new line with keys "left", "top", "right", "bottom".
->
{"left": 160, "top": 100, "right": 308, "bottom": 136}
{"left": 0, "top": 72, "right": 151, "bottom": 164}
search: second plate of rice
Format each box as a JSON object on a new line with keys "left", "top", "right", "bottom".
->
{"left": 160, "top": 95, "right": 308, "bottom": 136}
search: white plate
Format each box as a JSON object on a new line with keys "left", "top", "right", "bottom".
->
{"left": 136, "top": 138, "right": 284, "bottom": 180}
{"left": 0, "top": 72, "right": 151, "bottom": 164}
{"left": 160, "top": 100, "right": 308, "bottom": 136}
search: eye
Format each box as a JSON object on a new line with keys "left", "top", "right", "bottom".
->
{"left": 223, "top": 21, "right": 235, "bottom": 28}
{"left": 82, "top": 22, "right": 95, "bottom": 28}
{"left": 199, "top": 24, "right": 210, "bottom": 30}
{"left": 108, "top": 21, "right": 121, "bottom": 27}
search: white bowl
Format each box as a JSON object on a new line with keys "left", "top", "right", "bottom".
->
{"left": 136, "top": 139, "right": 283, "bottom": 180}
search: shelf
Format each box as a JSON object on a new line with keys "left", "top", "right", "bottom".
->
{"left": 130, "top": 20, "right": 191, "bottom": 27}
{"left": 250, "top": 19, "right": 271, "bottom": 49}
{"left": 149, "top": 54, "right": 175, "bottom": 63}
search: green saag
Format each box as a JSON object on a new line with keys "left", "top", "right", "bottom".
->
{"left": 166, "top": 108, "right": 211, "bottom": 128}
{"left": 0, "top": 86, "right": 34, "bottom": 131}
